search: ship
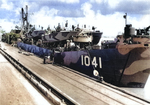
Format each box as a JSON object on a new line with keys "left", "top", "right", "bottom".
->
{"left": 20, "top": 6, "right": 102, "bottom": 49}
{"left": 53, "top": 24, "right": 150, "bottom": 88}
{"left": 17, "top": 6, "right": 150, "bottom": 88}
{"left": 41, "top": 24, "right": 102, "bottom": 50}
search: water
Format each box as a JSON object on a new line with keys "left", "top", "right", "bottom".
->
{"left": 122, "top": 75, "right": 150, "bottom": 101}
{"left": 144, "top": 74, "right": 150, "bottom": 100}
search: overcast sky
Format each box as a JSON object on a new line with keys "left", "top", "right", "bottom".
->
{"left": 0, "top": 0, "right": 150, "bottom": 37}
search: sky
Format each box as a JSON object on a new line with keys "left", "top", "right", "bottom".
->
{"left": 0, "top": 0, "right": 150, "bottom": 37}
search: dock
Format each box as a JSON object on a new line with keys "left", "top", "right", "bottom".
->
{"left": 0, "top": 51, "right": 52, "bottom": 105}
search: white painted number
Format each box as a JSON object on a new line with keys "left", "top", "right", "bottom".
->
{"left": 81, "top": 55, "right": 84, "bottom": 65}
{"left": 99, "top": 57, "right": 102, "bottom": 68}
{"left": 92, "top": 57, "right": 98, "bottom": 68}
{"left": 81, "top": 55, "right": 102, "bottom": 68}
{"left": 84, "top": 56, "right": 90, "bottom": 66}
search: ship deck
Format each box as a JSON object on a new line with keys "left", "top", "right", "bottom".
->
{"left": 0, "top": 42, "right": 150, "bottom": 105}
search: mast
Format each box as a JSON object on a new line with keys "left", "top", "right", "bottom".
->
{"left": 123, "top": 13, "right": 127, "bottom": 26}
{"left": 21, "top": 8, "right": 24, "bottom": 30}
{"left": 21, "top": 5, "right": 29, "bottom": 32}
{"left": 26, "top": 5, "right": 29, "bottom": 32}
{"left": 20, "top": 5, "right": 29, "bottom": 38}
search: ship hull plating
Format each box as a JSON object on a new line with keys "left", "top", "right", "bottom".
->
{"left": 54, "top": 45, "right": 150, "bottom": 87}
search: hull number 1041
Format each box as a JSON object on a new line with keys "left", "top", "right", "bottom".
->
{"left": 81, "top": 55, "right": 102, "bottom": 68}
